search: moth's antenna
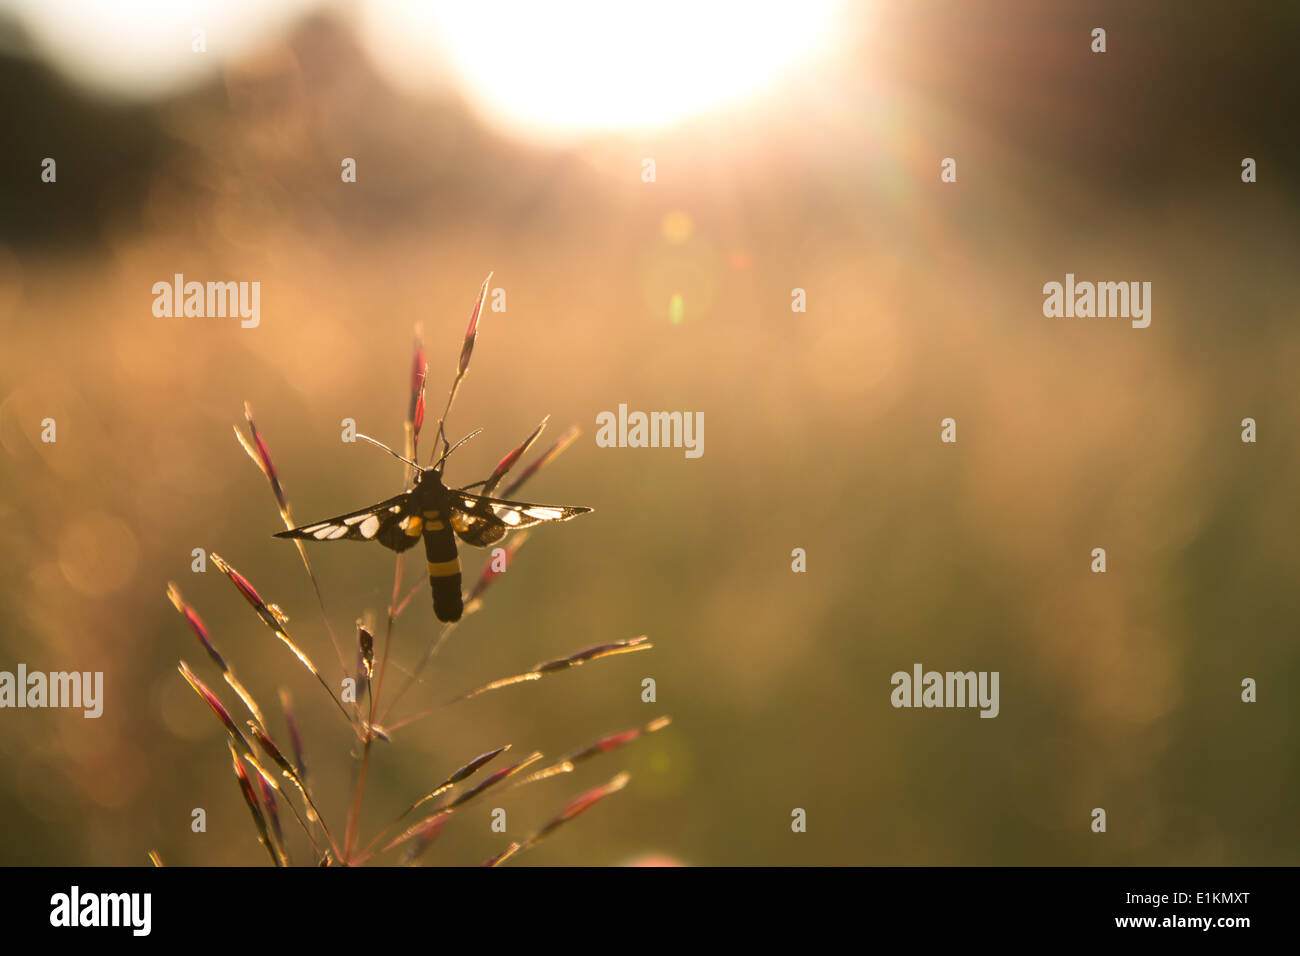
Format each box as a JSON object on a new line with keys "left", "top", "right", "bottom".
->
{"left": 433, "top": 428, "right": 484, "bottom": 472}
{"left": 356, "top": 433, "right": 423, "bottom": 471}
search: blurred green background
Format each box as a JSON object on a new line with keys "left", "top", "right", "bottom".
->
{"left": 0, "top": 0, "right": 1297, "bottom": 865}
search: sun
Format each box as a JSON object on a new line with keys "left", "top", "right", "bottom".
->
{"left": 360, "top": 0, "right": 846, "bottom": 140}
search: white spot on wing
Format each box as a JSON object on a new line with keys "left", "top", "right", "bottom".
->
{"left": 360, "top": 515, "right": 380, "bottom": 538}
{"left": 501, "top": 510, "right": 522, "bottom": 525}
{"left": 524, "top": 507, "right": 564, "bottom": 520}
{"left": 313, "top": 526, "right": 337, "bottom": 539}
{"left": 326, "top": 526, "right": 349, "bottom": 540}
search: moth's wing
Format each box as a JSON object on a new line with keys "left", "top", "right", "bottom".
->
{"left": 274, "top": 492, "right": 423, "bottom": 552}
{"left": 448, "top": 490, "right": 592, "bottom": 547}
{"left": 458, "top": 492, "right": 594, "bottom": 528}
{"left": 448, "top": 504, "right": 508, "bottom": 547}
{"left": 374, "top": 511, "right": 428, "bottom": 552}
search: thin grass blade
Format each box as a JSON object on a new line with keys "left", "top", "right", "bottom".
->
{"left": 522, "top": 772, "right": 631, "bottom": 851}
{"left": 433, "top": 273, "right": 492, "bottom": 457}
{"left": 451, "top": 637, "right": 654, "bottom": 704}
{"left": 516, "top": 716, "right": 671, "bottom": 788}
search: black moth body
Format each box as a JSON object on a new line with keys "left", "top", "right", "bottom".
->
{"left": 275, "top": 466, "right": 591, "bottom": 622}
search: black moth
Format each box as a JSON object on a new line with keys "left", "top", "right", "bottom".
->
{"left": 275, "top": 453, "right": 591, "bottom": 622}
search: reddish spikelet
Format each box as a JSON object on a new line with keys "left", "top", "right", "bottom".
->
{"left": 413, "top": 387, "right": 426, "bottom": 439}
{"left": 247, "top": 721, "right": 296, "bottom": 781}
{"left": 211, "top": 553, "right": 267, "bottom": 614}
{"left": 445, "top": 752, "right": 542, "bottom": 811}
{"left": 481, "top": 842, "right": 520, "bottom": 867}
{"left": 400, "top": 816, "right": 447, "bottom": 865}
{"left": 406, "top": 328, "right": 429, "bottom": 469}
{"left": 210, "top": 553, "right": 290, "bottom": 645}
{"left": 178, "top": 661, "right": 251, "bottom": 753}
{"left": 458, "top": 274, "right": 491, "bottom": 377}
{"left": 499, "top": 425, "right": 581, "bottom": 500}
{"left": 403, "top": 744, "right": 513, "bottom": 817}
{"left": 523, "top": 772, "right": 631, "bottom": 849}
{"left": 449, "top": 745, "right": 512, "bottom": 784}
{"left": 235, "top": 402, "right": 290, "bottom": 520}
{"left": 582, "top": 717, "right": 676, "bottom": 764}
{"left": 568, "top": 715, "right": 672, "bottom": 764}
{"left": 556, "top": 772, "right": 629, "bottom": 822}
{"left": 535, "top": 637, "right": 652, "bottom": 674}
{"left": 229, "top": 742, "right": 280, "bottom": 866}
{"left": 381, "top": 813, "right": 447, "bottom": 855}
{"left": 248, "top": 719, "right": 325, "bottom": 832}
{"left": 517, "top": 717, "right": 671, "bottom": 787}
{"left": 409, "top": 336, "right": 427, "bottom": 427}
{"left": 167, "top": 583, "right": 226, "bottom": 672}
{"left": 588, "top": 729, "right": 640, "bottom": 755}
{"left": 431, "top": 274, "right": 494, "bottom": 455}
{"left": 483, "top": 416, "right": 549, "bottom": 495}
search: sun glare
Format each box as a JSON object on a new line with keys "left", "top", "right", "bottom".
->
{"left": 361, "top": 0, "right": 845, "bottom": 140}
